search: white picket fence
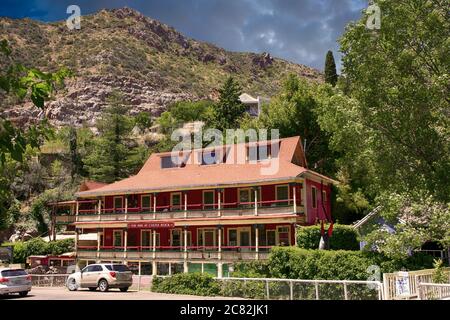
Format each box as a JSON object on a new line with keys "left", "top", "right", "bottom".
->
{"left": 418, "top": 283, "right": 450, "bottom": 300}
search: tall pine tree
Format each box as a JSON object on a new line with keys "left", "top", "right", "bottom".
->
{"left": 84, "top": 91, "right": 144, "bottom": 183}
{"left": 68, "top": 126, "right": 85, "bottom": 180}
{"left": 212, "top": 77, "right": 246, "bottom": 131}
{"left": 324, "top": 50, "right": 338, "bottom": 87}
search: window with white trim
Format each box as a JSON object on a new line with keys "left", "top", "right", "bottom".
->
{"left": 312, "top": 187, "right": 317, "bottom": 209}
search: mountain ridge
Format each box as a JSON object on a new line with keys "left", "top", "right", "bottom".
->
{"left": 0, "top": 7, "right": 323, "bottom": 128}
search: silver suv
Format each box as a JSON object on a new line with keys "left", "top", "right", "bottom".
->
{"left": 0, "top": 268, "right": 32, "bottom": 297}
{"left": 66, "top": 263, "right": 133, "bottom": 292}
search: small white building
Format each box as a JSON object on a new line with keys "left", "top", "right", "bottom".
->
{"left": 239, "top": 93, "right": 270, "bottom": 117}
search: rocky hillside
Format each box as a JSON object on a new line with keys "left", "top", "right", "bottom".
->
{"left": 0, "top": 7, "right": 323, "bottom": 128}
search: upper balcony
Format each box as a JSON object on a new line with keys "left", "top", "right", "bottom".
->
{"left": 73, "top": 199, "right": 303, "bottom": 223}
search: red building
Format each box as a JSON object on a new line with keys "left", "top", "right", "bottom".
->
{"left": 58, "top": 136, "right": 335, "bottom": 277}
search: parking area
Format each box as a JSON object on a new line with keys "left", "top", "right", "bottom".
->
{"left": 0, "top": 287, "right": 241, "bottom": 300}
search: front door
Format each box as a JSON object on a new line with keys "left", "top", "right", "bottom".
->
{"left": 239, "top": 229, "right": 251, "bottom": 251}
{"left": 204, "top": 230, "right": 215, "bottom": 248}
{"left": 113, "top": 230, "right": 123, "bottom": 248}
{"left": 277, "top": 227, "right": 290, "bottom": 246}
{"left": 171, "top": 229, "right": 182, "bottom": 250}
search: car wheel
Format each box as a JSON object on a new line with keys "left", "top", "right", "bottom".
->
{"left": 98, "top": 279, "right": 109, "bottom": 292}
{"left": 88, "top": 287, "right": 97, "bottom": 291}
{"left": 19, "top": 291, "right": 29, "bottom": 297}
{"left": 119, "top": 287, "right": 129, "bottom": 292}
{"left": 67, "top": 278, "right": 78, "bottom": 291}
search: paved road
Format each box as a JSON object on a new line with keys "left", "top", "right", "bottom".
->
{"left": 0, "top": 287, "right": 241, "bottom": 300}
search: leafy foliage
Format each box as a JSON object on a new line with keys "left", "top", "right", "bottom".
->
{"left": 296, "top": 224, "right": 360, "bottom": 251}
{"left": 2, "top": 238, "right": 74, "bottom": 264}
{"left": 361, "top": 192, "right": 450, "bottom": 260}
{"left": 168, "top": 100, "right": 215, "bottom": 124}
{"left": 152, "top": 273, "right": 221, "bottom": 296}
{"left": 338, "top": 0, "right": 449, "bottom": 201}
{"left": 0, "top": 40, "right": 69, "bottom": 233}
{"left": 134, "top": 112, "right": 153, "bottom": 132}
{"left": 249, "top": 74, "right": 339, "bottom": 175}
{"left": 268, "top": 247, "right": 433, "bottom": 280}
{"left": 432, "top": 259, "right": 448, "bottom": 283}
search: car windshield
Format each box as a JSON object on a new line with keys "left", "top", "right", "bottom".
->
{"left": 105, "top": 264, "right": 130, "bottom": 272}
{"left": 1, "top": 269, "right": 27, "bottom": 277}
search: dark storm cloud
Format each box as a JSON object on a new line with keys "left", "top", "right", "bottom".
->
{"left": 0, "top": 0, "right": 368, "bottom": 70}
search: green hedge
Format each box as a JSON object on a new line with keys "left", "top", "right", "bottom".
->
{"left": 296, "top": 224, "right": 360, "bottom": 251}
{"left": 151, "top": 248, "right": 434, "bottom": 299}
{"left": 2, "top": 238, "right": 75, "bottom": 264}
{"left": 152, "top": 273, "right": 221, "bottom": 296}
{"left": 268, "top": 247, "right": 434, "bottom": 280}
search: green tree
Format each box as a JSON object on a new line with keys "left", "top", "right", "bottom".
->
{"left": 324, "top": 50, "right": 338, "bottom": 86}
{"left": 212, "top": 77, "right": 246, "bottom": 131}
{"left": 134, "top": 112, "right": 153, "bottom": 132}
{"left": 68, "top": 126, "right": 84, "bottom": 180}
{"left": 84, "top": 92, "right": 146, "bottom": 183}
{"left": 338, "top": 0, "right": 449, "bottom": 201}
{"left": 315, "top": 1, "right": 450, "bottom": 232}
{"left": 169, "top": 100, "right": 214, "bottom": 124}
{"left": 0, "top": 40, "right": 69, "bottom": 231}
{"left": 255, "top": 74, "right": 338, "bottom": 175}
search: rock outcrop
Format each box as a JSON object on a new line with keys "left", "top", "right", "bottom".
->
{"left": 0, "top": 7, "right": 323, "bottom": 128}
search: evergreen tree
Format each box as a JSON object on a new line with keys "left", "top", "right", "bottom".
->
{"left": 212, "top": 77, "right": 246, "bottom": 131}
{"left": 324, "top": 50, "right": 338, "bottom": 87}
{"left": 68, "top": 127, "right": 84, "bottom": 180}
{"left": 84, "top": 91, "right": 144, "bottom": 183}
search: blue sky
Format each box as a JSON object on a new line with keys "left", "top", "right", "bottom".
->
{"left": 0, "top": 0, "right": 368, "bottom": 71}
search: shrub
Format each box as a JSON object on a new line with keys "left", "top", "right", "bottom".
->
{"left": 231, "top": 261, "right": 270, "bottom": 278}
{"left": 268, "top": 247, "right": 433, "bottom": 281}
{"left": 296, "top": 224, "right": 360, "bottom": 251}
{"left": 2, "top": 238, "right": 75, "bottom": 264}
{"left": 152, "top": 273, "right": 221, "bottom": 296}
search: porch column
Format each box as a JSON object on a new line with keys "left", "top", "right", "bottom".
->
{"left": 217, "top": 263, "right": 223, "bottom": 279}
{"left": 152, "top": 230, "right": 156, "bottom": 258}
{"left": 293, "top": 184, "right": 297, "bottom": 213}
{"left": 97, "top": 228, "right": 101, "bottom": 260}
{"left": 294, "top": 224, "right": 298, "bottom": 247}
{"left": 98, "top": 199, "right": 101, "bottom": 221}
{"left": 75, "top": 229, "right": 79, "bottom": 252}
{"left": 153, "top": 193, "right": 157, "bottom": 219}
{"left": 184, "top": 226, "right": 189, "bottom": 273}
{"left": 152, "top": 230, "right": 157, "bottom": 276}
{"left": 254, "top": 187, "right": 258, "bottom": 216}
{"left": 184, "top": 227, "right": 188, "bottom": 254}
{"left": 123, "top": 228, "right": 128, "bottom": 261}
{"left": 301, "top": 182, "right": 308, "bottom": 221}
{"left": 217, "top": 189, "right": 222, "bottom": 217}
{"left": 255, "top": 225, "right": 259, "bottom": 260}
{"left": 218, "top": 226, "right": 222, "bottom": 260}
{"left": 75, "top": 201, "right": 79, "bottom": 222}
{"left": 124, "top": 196, "right": 128, "bottom": 220}
{"left": 184, "top": 192, "right": 188, "bottom": 218}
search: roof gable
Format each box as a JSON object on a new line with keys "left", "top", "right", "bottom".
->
{"left": 76, "top": 136, "right": 333, "bottom": 197}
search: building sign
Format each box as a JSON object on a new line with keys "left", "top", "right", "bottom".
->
{"left": 128, "top": 222, "right": 175, "bottom": 229}
{"left": 395, "top": 271, "right": 411, "bottom": 297}
{"left": 0, "top": 246, "right": 13, "bottom": 262}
